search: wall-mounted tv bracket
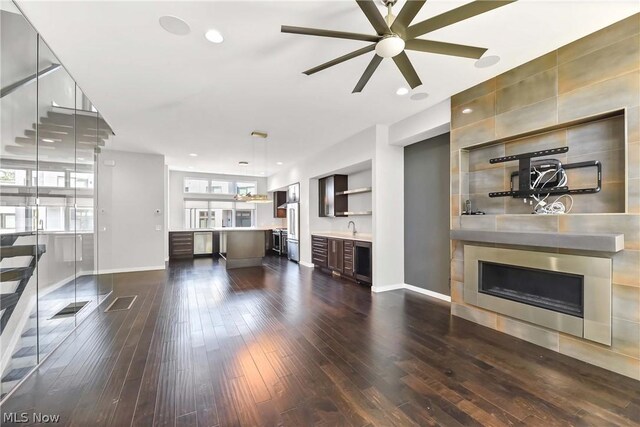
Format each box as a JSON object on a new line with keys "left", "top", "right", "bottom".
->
{"left": 487, "top": 146, "right": 602, "bottom": 198}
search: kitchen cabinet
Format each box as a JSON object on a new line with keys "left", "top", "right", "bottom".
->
{"left": 327, "top": 238, "right": 344, "bottom": 272}
{"left": 273, "top": 191, "right": 287, "bottom": 218}
{"left": 287, "top": 183, "right": 300, "bottom": 203}
{"left": 318, "top": 175, "right": 348, "bottom": 217}
{"left": 311, "top": 235, "right": 328, "bottom": 268}
{"left": 169, "top": 232, "right": 194, "bottom": 259}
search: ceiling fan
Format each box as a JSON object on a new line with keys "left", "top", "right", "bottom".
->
{"left": 282, "top": 0, "right": 516, "bottom": 93}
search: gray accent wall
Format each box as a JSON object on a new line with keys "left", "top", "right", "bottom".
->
{"left": 404, "top": 132, "right": 451, "bottom": 295}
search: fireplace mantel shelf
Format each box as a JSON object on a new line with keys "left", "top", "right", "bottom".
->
{"left": 450, "top": 229, "right": 624, "bottom": 253}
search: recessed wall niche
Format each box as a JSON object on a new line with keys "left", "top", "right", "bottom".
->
{"left": 460, "top": 111, "right": 627, "bottom": 215}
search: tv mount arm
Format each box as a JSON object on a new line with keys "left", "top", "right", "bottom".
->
{"left": 488, "top": 146, "right": 602, "bottom": 199}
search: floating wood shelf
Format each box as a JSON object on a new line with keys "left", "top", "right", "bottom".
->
{"left": 336, "top": 187, "right": 372, "bottom": 196}
{"left": 339, "top": 211, "right": 372, "bottom": 216}
{"left": 450, "top": 229, "right": 624, "bottom": 253}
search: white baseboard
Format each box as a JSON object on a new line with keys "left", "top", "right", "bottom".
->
{"left": 299, "top": 261, "right": 315, "bottom": 268}
{"left": 372, "top": 283, "right": 451, "bottom": 302}
{"left": 97, "top": 265, "right": 166, "bottom": 275}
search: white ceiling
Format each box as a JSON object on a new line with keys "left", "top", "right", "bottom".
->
{"left": 16, "top": 0, "right": 640, "bottom": 176}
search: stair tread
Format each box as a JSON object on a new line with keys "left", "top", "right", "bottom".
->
{"left": 0, "top": 244, "right": 45, "bottom": 259}
{"left": 13, "top": 346, "right": 36, "bottom": 358}
{"left": 1, "top": 366, "right": 35, "bottom": 383}
{"left": 0, "top": 293, "right": 20, "bottom": 310}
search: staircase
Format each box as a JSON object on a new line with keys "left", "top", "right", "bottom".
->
{"left": 0, "top": 234, "right": 45, "bottom": 397}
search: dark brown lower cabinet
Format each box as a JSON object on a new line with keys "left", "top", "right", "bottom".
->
{"left": 312, "top": 235, "right": 371, "bottom": 285}
{"left": 327, "top": 238, "right": 343, "bottom": 273}
{"left": 169, "top": 232, "right": 194, "bottom": 259}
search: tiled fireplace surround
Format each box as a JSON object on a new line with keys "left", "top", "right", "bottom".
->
{"left": 450, "top": 15, "right": 640, "bottom": 379}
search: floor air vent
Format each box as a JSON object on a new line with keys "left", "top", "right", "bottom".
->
{"left": 105, "top": 295, "right": 137, "bottom": 312}
{"left": 50, "top": 301, "right": 90, "bottom": 319}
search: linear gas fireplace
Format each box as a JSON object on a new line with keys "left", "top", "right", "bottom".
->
{"left": 464, "top": 246, "right": 612, "bottom": 345}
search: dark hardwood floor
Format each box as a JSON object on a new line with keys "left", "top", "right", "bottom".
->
{"left": 1, "top": 255, "right": 638, "bottom": 426}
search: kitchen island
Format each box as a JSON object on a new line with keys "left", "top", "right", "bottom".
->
{"left": 168, "top": 228, "right": 273, "bottom": 269}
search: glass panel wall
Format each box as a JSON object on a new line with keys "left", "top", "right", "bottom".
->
{"left": 0, "top": 0, "right": 39, "bottom": 395}
{"left": 0, "top": 1, "right": 112, "bottom": 398}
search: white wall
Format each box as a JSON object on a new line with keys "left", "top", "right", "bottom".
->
{"left": 168, "top": 169, "right": 285, "bottom": 230}
{"left": 97, "top": 150, "right": 165, "bottom": 272}
{"left": 389, "top": 98, "right": 451, "bottom": 147}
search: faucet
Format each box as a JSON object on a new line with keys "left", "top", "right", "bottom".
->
{"left": 347, "top": 221, "right": 356, "bottom": 236}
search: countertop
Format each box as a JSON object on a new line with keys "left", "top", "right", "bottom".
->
{"left": 169, "top": 227, "right": 277, "bottom": 232}
{"left": 311, "top": 231, "right": 372, "bottom": 243}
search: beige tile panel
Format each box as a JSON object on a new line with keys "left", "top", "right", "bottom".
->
{"left": 469, "top": 168, "right": 505, "bottom": 194}
{"left": 628, "top": 106, "right": 640, "bottom": 144}
{"left": 612, "top": 283, "right": 640, "bottom": 323}
{"left": 451, "top": 303, "right": 498, "bottom": 330}
{"left": 496, "top": 68, "right": 558, "bottom": 115}
{"left": 496, "top": 98, "right": 558, "bottom": 139}
{"left": 451, "top": 78, "right": 496, "bottom": 107}
{"left": 451, "top": 117, "right": 496, "bottom": 150}
{"left": 558, "top": 14, "right": 640, "bottom": 64}
{"left": 450, "top": 150, "right": 460, "bottom": 174}
{"left": 469, "top": 143, "right": 505, "bottom": 172}
{"left": 496, "top": 214, "right": 559, "bottom": 232}
{"left": 567, "top": 182, "right": 625, "bottom": 214}
{"left": 612, "top": 318, "right": 640, "bottom": 359}
{"left": 467, "top": 194, "right": 505, "bottom": 215}
{"left": 451, "top": 170, "right": 460, "bottom": 195}
{"left": 629, "top": 142, "right": 640, "bottom": 179}
{"left": 629, "top": 178, "right": 639, "bottom": 214}
{"left": 558, "top": 214, "right": 640, "bottom": 250}
{"left": 566, "top": 115, "right": 625, "bottom": 156}
{"left": 451, "top": 215, "right": 461, "bottom": 230}
{"left": 504, "top": 129, "right": 567, "bottom": 157}
{"left": 459, "top": 215, "right": 497, "bottom": 231}
{"left": 567, "top": 149, "right": 625, "bottom": 185}
{"left": 452, "top": 92, "right": 496, "bottom": 130}
{"left": 496, "top": 51, "right": 557, "bottom": 89}
{"left": 496, "top": 316, "right": 560, "bottom": 352}
{"left": 451, "top": 240, "right": 463, "bottom": 261}
{"left": 559, "top": 34, "right": 640, "bottom": 94}
{"left": 558, "top": 334, "right": 640, "bottom": 380}
{"left": 451, "top": 258, "right": 464, "bottom": 283}
{"left": 558, "top": 71, "right": 640, "bottom": 123}
{"left": 451, "top": 195, "right": 461, "bottom": 217}
{"left": 612, "top": 249, "right": 640, "bottom": 287}
{"left": 450, "top": 280, "right": 464, "bottom": 303}
{"left": 505, "top": 199, "right": 538, "bottom": 215}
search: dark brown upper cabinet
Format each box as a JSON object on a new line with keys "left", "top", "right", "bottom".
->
{"left": 273, "top": 191, "right": 287, "bottom": 218}
{"left": 287, "top": 183, "right": 300, "bottom": 203}
{"left": 318, "top": 174, "right": 348, "bottom": 217}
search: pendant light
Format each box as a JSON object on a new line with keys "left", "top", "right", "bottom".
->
{"left": 234, "top": 131, "right": 272, "bottom": 203}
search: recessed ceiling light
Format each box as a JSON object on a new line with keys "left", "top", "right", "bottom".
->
{"left": 42, "top": 138, "right": 55, "bottom": 143}
{"left": 205, "top": 29, "right": 224, "bottom": 44}
{"left": 396, "top": 87, "right": 409, "bottom": 96}
{"left": 276, "top": 161, "right": 283, "bottom": 165}
{"left": 462, "top": 108, "right": 473, "bottom": 114}
{"left": 251, "top": 131, "right": 268, "bottom": 139}
{"left": 410, "top": 92, "right": 429, "bottom": 101}
{"left": 188, "top": 166, "right": 194, "bottom": 169}
{"left": 260, "top": 172, "right": 265, "bottom": 175}
{"left": 159, "top": 16, "right": 190, "bottom": 36}
{"left": 475, "top": 55, "right": 500, "bottom": 68}
{"left": 77, "top": 157, "right": 85, "bottom": 161}
{"left": 189, "top": 153, "right": 198, "bottom": 157}
{"left": 239, "top": 161, "right": 249, "bottom": 166}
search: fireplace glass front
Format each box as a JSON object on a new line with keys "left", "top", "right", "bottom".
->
{"left": 478, "top": 261, "right": 584, "bottom": 317}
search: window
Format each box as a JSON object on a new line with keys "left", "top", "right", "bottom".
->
{"left": 236, "top": 181, "right": 256, "bottom": 196}
{"left": 34, "top": 170, "right": 66, "bottom": 187}
{"left": 211, "top": 180, "right": 231, "bottom": 194}
{"left": 70, "top": 172, "right": 94, "bottom": 188}
{"left": 184, "top": 200, "right": 255, "bottom": 229}
{"left": 184, "top": 178, "right": 209, "bottom": 193}
{"left": 0, "top": 168, "right": 28, "bottom": 186}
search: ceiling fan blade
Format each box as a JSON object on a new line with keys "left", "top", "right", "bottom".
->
{"left": 405, "top": 39, "right": 487, "bottom": 59}
{"left": 393, "top": 51, "right": 422, "bottom": 89}
{"left": 353, "top": 55, "right": 383, "bottom": 93}
{"left": 407, "top": 0, "right": 516, "bottom": 39}
{"left": 281, "top": 25, "right": 380, "bottom": 42}
{"left": 391, "top": 0, "right": 426, "bottom": 35}
{"left": 304, "top": 45, "right": 376, "bottom": 75}
{"left": 356, "top": 0, "right": 390, "bottom": 36}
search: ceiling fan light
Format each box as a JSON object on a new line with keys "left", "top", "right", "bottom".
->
{"left": 375, "top": 35, "right": 405, "bottom": 58}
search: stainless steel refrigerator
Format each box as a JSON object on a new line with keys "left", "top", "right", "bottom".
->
{"left": 286, "top": 202, "right": 299, "bottom": 262}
